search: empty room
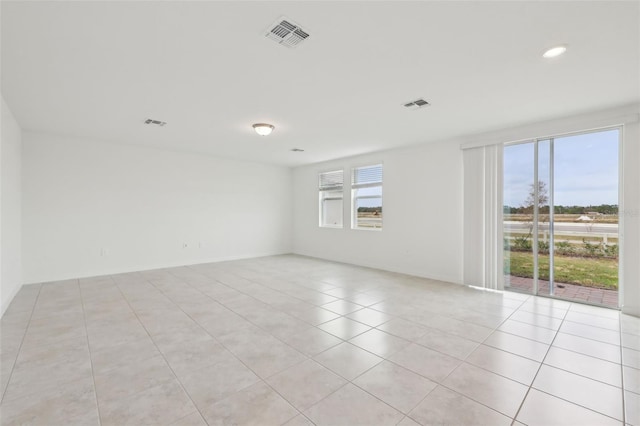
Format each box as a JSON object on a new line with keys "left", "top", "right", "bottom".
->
{"left": 1, "top": 1, "right": 639, "bottom": 425}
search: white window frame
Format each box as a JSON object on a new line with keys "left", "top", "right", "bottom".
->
{"left": 318, "top": 169, "right": 344, "bottom": 228}
{"left": 351, "top": 164, "right": 383, "bottom": 231}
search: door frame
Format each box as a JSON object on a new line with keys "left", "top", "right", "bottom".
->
{"left": 503, "top": 125, "right": 623, "bottom": 308}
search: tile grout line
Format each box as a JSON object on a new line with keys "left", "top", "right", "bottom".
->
{"left": 170, "top": 266, "right": 378, "bottom": 424}
{"left": 215, "top": 276, "right": 548, "bottom": 425}
{"left": 159, "top": 267, "right": 317, "bottom": 363}
{"left": 190, "top": 263, "right": 347, "bottom": 311}
{"left": 170, "top": 265, "right": 346, "bottom": 335}
{"left": 168, "top": 260, "right": 616, "bottom": 422}
{"left": 0, "top": 284, "right": 43, "bottom": 405}
{"left": 478, "top": 298, "right": 633, "bottom": 384}
{"left": 510, "top": 298, "right": 571, "bottom": 423}
{"left": 111, "top": 277, "right": 214, "bottom": 426}
{"left": 415, "top": 294, "right": 533, "bottom": 425}
{"left": 166, "top": 265, "right": 401, "bottom": 362}
{"left": 7, "top": 258, "right": 633, "bottom": 425}
{"left": 489, "top": 319, "right": 625, "bottom": 357}
{"left": 363, "top": 295, "right": 537, "bottom": 426}
{"left": 78, "top": 278, "right": 104, "bottom": 426}
{"left": 511, "top": 301, "right": 626, "bottom": 424}
{"left": 195, "top": 283, "right": 352, "bottom": 426}
{"left": 130, "top": 271, "right": 294, "bottom": 423}
{"left": 146, "top": 271, "right": 310, "bottom": 425}
{"left": 171, "top": 267, "right": 413, "bottom": 424}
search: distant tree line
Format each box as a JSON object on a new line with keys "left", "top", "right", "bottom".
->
{"left": 357, "top": 207, "right": 382, "bottom": 213}
{"left": 505, "top": 182, "right": 618, "bottom": 215}
{"left": 503, "top": 204, "right": 618, "bottom": 215}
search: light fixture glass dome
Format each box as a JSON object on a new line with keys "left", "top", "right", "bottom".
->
{"left": 543, "top": 45, "right": 567, "bottom": 58}
{"left": 253, "top": 123, "right": 275, "bottom": 136}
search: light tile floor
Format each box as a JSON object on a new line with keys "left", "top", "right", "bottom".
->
{"left": 0, "top": 254, "right": 638, "bottom": 425}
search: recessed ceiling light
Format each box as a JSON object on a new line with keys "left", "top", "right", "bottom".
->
{"left": 252, "top": 123, "right": 275, "bottom": 136}
{"left": 543, "top": 45, "right": 567, "bottom": 58}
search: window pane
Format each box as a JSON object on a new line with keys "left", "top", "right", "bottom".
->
{"left": 319, "top": 170, "right": 344, "bottom": 190}
{"left": 503, "top": 129, "right": 619, "bottom": 308}
{"left": 352, "top": 164, "right": 383, "bottom": 186}
{"left": 319, "top": 170, "right": 344, "bottom": 228}
{"left": 320, "top": 189, "right": 343, "bottom": 227}
{"left": 354, "top": 186, "right": 382, "bottom": 197}
{"left": 351, "top": 164, "right": 383, "bottom": 230}
{"left": 321, "top": 191, "right": 343, "bottom": 227}
{"left": 503, "top": 142, "right": 535, "bottom": 293}
{"left": 550, "top": 129, "right": 619, "bottom": 306}
{"left": 322, "top": 199, "right": 343, "bottom": 227}
{"left": 354, "top": 187, "right": 382, "bottom": 229}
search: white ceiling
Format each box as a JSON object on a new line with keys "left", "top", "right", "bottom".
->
{"left": 2, "top": 1, "right": 638, "bottom": 167}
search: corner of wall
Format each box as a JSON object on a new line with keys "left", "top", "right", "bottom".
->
{"left": 1, "top": 94, "right": 23, "bottom": 317}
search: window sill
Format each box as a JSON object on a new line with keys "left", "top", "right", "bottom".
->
{"left": 351, "top": 227, "right": 383, "bottom": 232}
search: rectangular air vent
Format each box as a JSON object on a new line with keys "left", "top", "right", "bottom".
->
{"left": 265, "top": 17, "right": 310, "bottom": 48}
{"left": 144, "top": 118, "right": 166, "bottom": 126}
{"left": 403, "top": 98, "right": 431, "bottom": 110}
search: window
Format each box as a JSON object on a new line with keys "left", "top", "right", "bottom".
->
{"left": 319, "top": 170, "right": 344, "bottom": 227}
{"left": 501, "top": 128, "right": 620, "bottom": 307}
{"left": 352, "top": 164, "right": 383, "bottom": 229}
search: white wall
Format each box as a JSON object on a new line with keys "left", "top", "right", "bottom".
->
{"left": 292, "top": 105, "right": 640, "bottom": 316}
{"left": 621, "top": 121, "right": 640, "bottom": 317}
{"left": 462, "top": 105, "right": 639, "bottom": 316}
{"left": 22, "top": 133, "right": 292, "bottom": 283}
{"left": 15, "top": 105, "right": 640, "bottom": 317}
{"left": 293, "top": 141, "right": 464, "bottom": 284}
{"left": 1, "top": 96, "right": 23, "bottom": 315}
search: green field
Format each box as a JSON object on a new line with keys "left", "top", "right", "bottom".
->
{"left": 505, "top": 251, "right": 618, "bottom": 289}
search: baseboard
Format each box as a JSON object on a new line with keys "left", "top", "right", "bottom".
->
{"left": 23, "top": 251, "right": 293, "bottom": 285}
{"left": 292, "top": 250, "right": 462, "bottom": 285}
{"left": 622, "top": 305, "right": 640, "bottom": 318}
{"left": 1, "top": 281, "right": 23, "bottom": 317}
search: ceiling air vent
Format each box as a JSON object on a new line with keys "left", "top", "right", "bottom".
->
{"left": 144, "top": 118, "right": 166, "bottom": 126}
{"left": 403, "top": 98, "right": 431, "bottom": 110}
{"left": 265, "top": 17, "right": 310, "bottom": 48}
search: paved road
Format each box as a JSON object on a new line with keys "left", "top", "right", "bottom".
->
{"left": 504, "top": 221, "right": 618, "bottom": 235}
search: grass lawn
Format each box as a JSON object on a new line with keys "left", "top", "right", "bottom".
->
{"left": 505, "top": 251, "right": 618, "bottom": 289}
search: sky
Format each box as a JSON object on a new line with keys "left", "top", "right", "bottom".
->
{"left": 355, "top": 186, "right": 383, "bottom": 208}
{"left": 504, "top": 129, "right": 619, "bottom": 207}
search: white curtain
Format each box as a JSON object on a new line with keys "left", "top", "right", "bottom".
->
{"left": 462, "top": 144, "right": 504, "bottom": 290}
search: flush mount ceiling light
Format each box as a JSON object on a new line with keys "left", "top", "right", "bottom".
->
{"left": 543, "top": 45, "right": 567, "bottom": 58}
{"left": 252, "top": 123, "right": 275, "bottom": 136}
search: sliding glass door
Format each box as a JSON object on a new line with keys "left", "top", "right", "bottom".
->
{"left": 503, "top": 128, "right": 620, "bottom": 308}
